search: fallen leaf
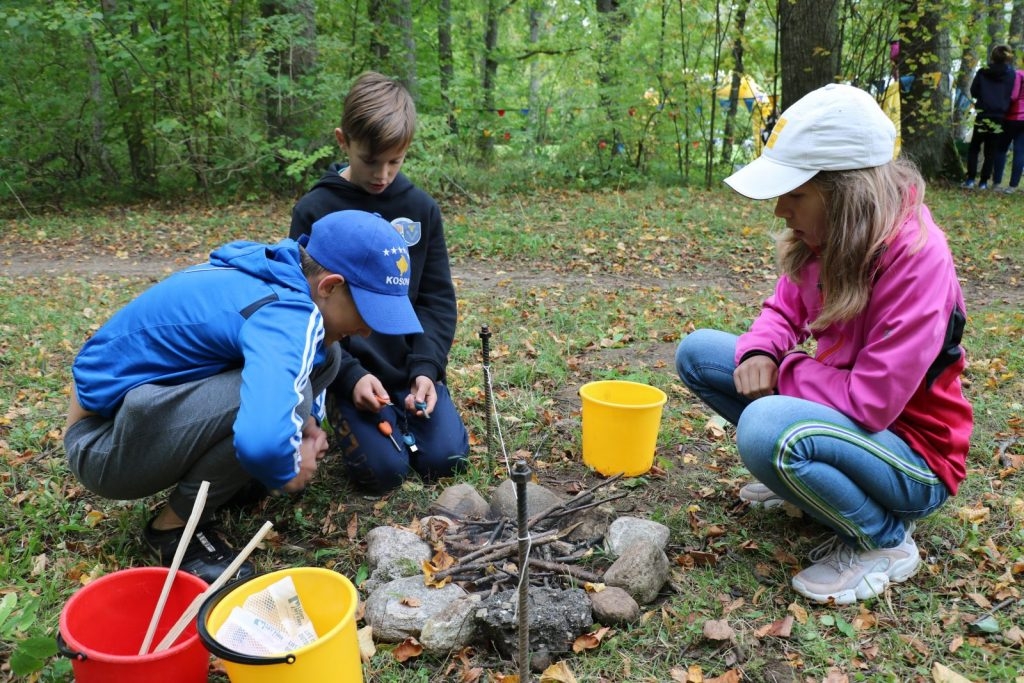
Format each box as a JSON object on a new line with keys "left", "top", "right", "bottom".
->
{"left": 754, "top": 614, "right": 794, "bottom": 638}
{"left": 357, "top": 625, "right": 375, "bottom": 662}
{"left": 539, "top": 660, "right": 578, "bottom": 683}
{"left": 956, "top": 505, "right": 990, "bottom": 523}
{"left": 583, "top": 582, "right": 605, "bottom": 593}
{"left": 84, "top": 509, "right": 106, "bottom": 527}
{"left": 822, "top": 669, "right": 849, "bottom": 683}
{"left": 787, "top": 602, "right": 809, "bottom": 624}
{"left": 400, "top": 596, "right": 422, "bottom": 608}
{"left": 931, "top": 662, "right": 974, "bottom": 683}
{"left": 706, "top": 670, "right": 741, "bottom": 683}
{"left": 572, "top": 626, "right": 611, "bottom": 652}
{"left": 702, "top": 618, "right": 734, "bottom": 641}
{"left": 347, "top": 513, "right": 359, "bottom": 541}
{"left": 392, "top": 637, "right": 423, "bottom": 662}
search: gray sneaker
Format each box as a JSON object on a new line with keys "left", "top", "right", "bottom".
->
{"left": 791, "top": 524, "right": 920, "bottom": 605}
{"left": 738, "top": 480, "right": 784, "bottom": 509}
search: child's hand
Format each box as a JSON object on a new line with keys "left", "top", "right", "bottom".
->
{"left": 734, "top": 355, "right": 778, "bottom": 399}
{"left": 405, "top": 375, "right": 436, "bottom": 418}
{"left": 352, "top": 374, "right": 388, "bottom": 412}
{"left": 281, "top": 417, "right": 327, "bottom": 493}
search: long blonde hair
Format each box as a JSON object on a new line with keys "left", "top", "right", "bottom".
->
{"left": 777, "top": 158, "right": 926, "bottom": 329}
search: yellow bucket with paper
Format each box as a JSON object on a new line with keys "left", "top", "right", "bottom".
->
{"left": 197, "top": 567, "right": 362, "bottom": 683}
{"left": 579, "top": 380, "right": 667, "bottom": 476}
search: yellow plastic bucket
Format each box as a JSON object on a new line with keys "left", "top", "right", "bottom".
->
{"left": 197, "top": 567, "right": 362, "bottom": 683}
{"left": 579, "top": 380, "right": 667, "bottom": 476}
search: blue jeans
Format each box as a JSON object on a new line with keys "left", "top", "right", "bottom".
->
{"left": 675, "top": 329, "right": 948, "bottom": 549}
{"left": 328, "top": 382, "right": 469, "bottom": 493}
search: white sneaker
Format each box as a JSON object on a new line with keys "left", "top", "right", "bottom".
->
{"left": 791, "top": 524, "right": 920, "bottom": 605}
{"left": 738, "top": 480, "right": 784, "bottom": 509}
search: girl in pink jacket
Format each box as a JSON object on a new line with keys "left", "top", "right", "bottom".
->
{"left": 675, "top": 84, "right": 972, "bottom": 605}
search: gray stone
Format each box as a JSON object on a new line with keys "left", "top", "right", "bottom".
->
{"left": 419, "top": 593, "right": 482, "bottom": 654}
{"left": 475, "top": 586, "right": 592, "bottom": 662}
{"left": 363, "top": 575, "right": 468, "bottom": 643}
{"left": 431, "top": 483, "right": 490, "bottom": 520}
{"left": 488, "top": 479, "right": 565, "bottom": 520}
{"left": 363, "top": 526, "right": 432, "bottom": 593}
{"left": 589, "top": 586, "right": 640, "bottom": 625}
{"left": 602, "top": 539, "right": 669, "bottom": 604}
{"left": 604, "top": 516, "right": 670, "bottom": 557}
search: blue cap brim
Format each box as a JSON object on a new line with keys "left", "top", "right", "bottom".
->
{"left": 349, "top": 286, "right": 423, "bottom": 336}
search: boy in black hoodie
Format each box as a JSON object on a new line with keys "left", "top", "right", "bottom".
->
{"left": 964, "top": 44, "right": 1016, "bottom": 189}
{"left": 290, "top": 72, "right": 469, "bottom": 494}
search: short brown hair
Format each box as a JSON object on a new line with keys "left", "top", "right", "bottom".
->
{"left": 989, "top": 44, "right": 1014, "bottom": 65}
{"left": 341, "top": 72, "right": 416, "bottom": 156}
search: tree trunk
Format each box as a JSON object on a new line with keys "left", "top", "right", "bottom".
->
{"left": 478, "top": 0, "right": 502, "bottom": 160}
{"left": 720, "top": 0, "right": 751, "bottom": 166}
{"left": 1011, "top": 2, "right": 1024, "bottom": 48}
{"left": 777, "top": 0, "right": 840, "bottom": 108}
{"left": 369, "top": 0, "right": 416, "bottom": 89}
{"left": 898, "top": 1, "right": 957, "bottom": 179}
{"left": 438, "top": 0, "right": 458, "bottom": 138}
{"left": 596, "top": 0, "right": 629, "bottom": 157}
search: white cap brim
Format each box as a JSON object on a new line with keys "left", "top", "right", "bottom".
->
{"left": 724, "top": 156, "right": 818, "bottom": 200}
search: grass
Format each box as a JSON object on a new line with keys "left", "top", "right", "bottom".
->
{"left": 1, "top": 184, "right": 1023, "bottom": 682}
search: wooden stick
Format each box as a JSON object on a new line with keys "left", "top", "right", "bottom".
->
{"left": 153, "top": 520, "right": 274, "bottom": 653}
{"left": 526, "top": 473, "right": 624, "bottom": 529}
{"left": 139, "top": 481, "right": 210, "bottom": 655}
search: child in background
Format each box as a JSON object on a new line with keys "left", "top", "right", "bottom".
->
{"left": 65, "top": 210, "right": 422, "bottom": 582}
{"left": 291, "top": 71, "right": 469, "bottom": 494}
{"left": 676, "top": 84, "right": 972, "bottom": 605}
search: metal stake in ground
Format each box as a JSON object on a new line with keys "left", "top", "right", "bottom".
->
{"left": 512, "top": 459, "right": 531, "bottom": 677}
{"left": 479, "top": 324, "right": 493, "bottom": 464}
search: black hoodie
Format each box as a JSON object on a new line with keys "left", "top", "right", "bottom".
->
{"left": 290, "top": 164, "right": 457, "bottom": 399}
{"left": 970, "top": 62, "right": 1016, "bottom": 120}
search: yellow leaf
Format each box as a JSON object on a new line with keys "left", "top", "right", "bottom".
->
{"left": 84, "top": 510, "right": 106, "bottom": 527}
{"left": 539, "top": 660, "right": 578, "bottom": 683}
{"left": 787, "top": 602, "right": 809, "bottom": 624}
{"left": 931, "top": 662, "right": 974, "bottom": 683}
{"left": 956, "top": 505, "right": 990, "bottom": 523}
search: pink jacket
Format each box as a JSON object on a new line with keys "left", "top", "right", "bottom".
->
{"left": 1007, "top": 69, "right": 1024, "bottom": 122}
{"left": 736, "top": 205, "right": 973, "bottom": 494}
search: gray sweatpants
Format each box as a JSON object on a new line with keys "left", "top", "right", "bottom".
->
{"left": 65, "top": 343, "right": 341, "bottom": 523}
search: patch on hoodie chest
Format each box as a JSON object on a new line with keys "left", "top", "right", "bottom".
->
{"left": 391, "top": 217, "right": 422, "bottom": 246}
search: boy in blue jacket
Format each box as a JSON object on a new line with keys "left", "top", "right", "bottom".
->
{"left": 64, "top": 210, "right": 422, "bottom": 583}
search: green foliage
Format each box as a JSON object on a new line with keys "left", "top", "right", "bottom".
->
{"left": 0, "top": 0, "right": 996, "bottom": 211}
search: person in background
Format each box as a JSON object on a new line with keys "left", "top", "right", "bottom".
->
{"left": 64, "top": 210, "right": 422, "bottom": 582}
{"left": 963, "top": 44, "right": 1016, "bottom": 190}
{"left": 290, "top": 71, "right": 469, "bottom": 494}
{"left": 676, "top": 84, "right": 973, "bottom": 605}
{"left": 996, "top": 63, "right": 1024, "bottom": 193}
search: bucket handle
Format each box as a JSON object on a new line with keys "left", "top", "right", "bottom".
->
{"left": 55, "top": 632, "right": 87, "bottom": 661}
{"left": 196, "top": 571, "right": 296, "bottom": 666}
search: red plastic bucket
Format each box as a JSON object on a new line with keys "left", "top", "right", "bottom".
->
{"left": 58, "top": 567, "right": 210, "bottom": 683}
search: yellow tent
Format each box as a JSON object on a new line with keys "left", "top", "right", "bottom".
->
{"left": 716, "top": 74, "right": 769, "bottom": 112}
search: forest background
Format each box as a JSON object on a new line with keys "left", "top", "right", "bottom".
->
{"left": 2, "top": 0, "right": 1024, "bottom": 210}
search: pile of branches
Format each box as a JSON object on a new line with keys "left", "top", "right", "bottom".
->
{"left": 421, "top": 474, "right": 628, "bottom": 594}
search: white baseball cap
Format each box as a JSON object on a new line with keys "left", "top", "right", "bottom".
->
{"left": 724, "top": 83, "right": 897, "bottom": 200}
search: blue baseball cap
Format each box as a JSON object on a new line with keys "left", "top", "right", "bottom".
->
{"left": 301, "top": 210, "right": 422, "bottom": 335}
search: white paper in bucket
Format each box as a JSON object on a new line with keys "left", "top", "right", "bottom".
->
{"left": 214, "top": 576, "right": 318, "bottom": 656}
